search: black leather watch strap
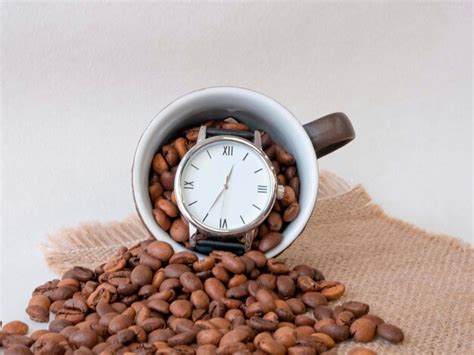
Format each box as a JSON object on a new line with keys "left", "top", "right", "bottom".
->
{"left": 206, "top": 128, "right": 254, "bottom": 140}
{"left": 195, "top": 240, "right": 246, "bottom": 256}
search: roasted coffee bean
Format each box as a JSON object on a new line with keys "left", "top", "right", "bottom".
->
{"left": 361, "top": 314, "right": 385, "bottom": 326}
{"left": 301, "top": 292, "right": 328, "bottom": 308}
{"left": 342, "top": 301, "right": 370, "bottom": 318}
{"left": 152, "top": 153, "right": 169, "bottom": 173}
{"left": 147, "top": 241, "right": 174, "bottom": 262}
{"left": 180, "top": 272, "right": 203, "bottom": 292}
{"left": 212, "top": 265, "right": 230, "bottom": 283}
{"left": 4, "top": 344, "right": 33, "bottom": 355}
{"left": 350, "top": 318, "right": 376, "bottom": 342}
{"left": 377, "top": 323, "right": 404, "bottom": 343}
{"left": 164, "top": 264, "right": 192, "bottom": 278}
{"left": 336, "top": 310, "right": 355, "bottom": 327}
{"left": 348, "top": 347, "right": 378, "bottom": 355}
{"left": 167, "top": 331, "right": 196, "bottom": 346}
{"left": 221, "top": 253, "right": 246, "bottom": 274}
{"left": 258, "top": 232, "right": 283, "bottom": 252}
{"left": 62, "top": 266, "right": 94, "bottom": 282}
{"left": 69, "top": 329, "right": 98, "bottom": 348}
{"left": 256, "top": 273, "right": 277, "bottom": 290}
{"left": 204, "top": 278, "right": 226, "bottom": 301}
{"left": 319, "top": 323, "right": 349, "bottom": 342}
{"left": 287, "top": 345, "right": 317, "bottom": 355}
{"left": 311, "top": 332, "right": 336, "bottom": 349}
{"left": 170, "top": 299, "right": 192, "bottom": 318}
{"left": 244, "top": 250, "right": 267, "bottom": 268}
{"left": 295, "top": 315, "right": 315, "bottom": 327}
{"left": 153, "top": 208, "right": 171, "bottom": 231}
{"left": 190, "top": 290, "right": 210, "bottom": 310}
{"left": 193, "top": 256, "right": 215, "bottom": 272}
{"left": 2, "top": 321, "right": 28, "bottom": 336}
{"left": 313, "top": 305, "right": 334, "bottom": 320}
{"left": 275, "top": 145, "right": 295, "bottom": 166}
{"left": 282, "top": 186, "right": 297, "bottom": 206}
{"left": 170, "top": 218, "right": 189, "bottom": 242}
{"left": 283, "top": 202, "right": 300, "bottom": 222}
{"left": 248, "top": 317, "right": 278, "bottom": 332}
{"left": 267, "top": 211, "right": 283, "bottom": 231}
{"left": 2, "top": 335, "right": 34, "bottom": 349}
{"left": 169, "top": 251, "right": 198, "bottom": 265}
{"left": 320, "top": 281, "right": 345, "bottom": 300}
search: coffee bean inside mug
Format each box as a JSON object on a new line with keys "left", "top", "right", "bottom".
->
{"left": 148, "top": 117, "right": 300, "bottom": 254}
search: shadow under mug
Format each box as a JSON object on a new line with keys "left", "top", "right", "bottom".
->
{"left": 132, "top": 87, "right": 355, "bottom": 258}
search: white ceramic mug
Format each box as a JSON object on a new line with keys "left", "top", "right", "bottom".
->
{"left": 132, "top": 87, "right": 354, "bottom": 258}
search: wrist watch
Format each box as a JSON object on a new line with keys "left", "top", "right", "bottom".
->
{"left": 174, "top": 125, "right": 285, "bottom": 255}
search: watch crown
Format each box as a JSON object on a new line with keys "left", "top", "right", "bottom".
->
{"left": 277, "top": 185, "right": 285, "bottom": 200}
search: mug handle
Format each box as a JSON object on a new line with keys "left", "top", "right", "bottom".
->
{"left": 303, "top": 112, "right": 355, "bottom": 158}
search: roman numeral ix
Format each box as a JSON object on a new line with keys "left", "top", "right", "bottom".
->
{"left": 184, "top": 181, "right": 195, "bottom": 189}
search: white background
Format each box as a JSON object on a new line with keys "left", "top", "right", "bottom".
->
{"left": 1, "top": 2, "right": 472, "bottom": 327}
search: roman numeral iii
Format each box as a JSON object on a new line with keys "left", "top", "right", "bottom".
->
{"left": 222, "top": 146, "right": 233, "bottom": 156}
{"left": 257, "top": 185, "right": 268, "bottom": 193}
{"left": 184, "top": 181, "right": 195, "bottom": 189}
{"left": 219, "top": 218, "right": 228, "bottom": 229}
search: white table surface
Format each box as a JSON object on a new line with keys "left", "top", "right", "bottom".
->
{"left": 1, "top": 2, "right": 472, "bottom": 329}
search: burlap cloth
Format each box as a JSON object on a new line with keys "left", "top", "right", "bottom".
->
{"left": 42, "top": 171, "right": 473, "bottom": 354}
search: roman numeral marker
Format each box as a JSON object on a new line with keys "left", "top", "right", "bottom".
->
{"left": 254, "top": 168, "right": 263, "bottom": 174}
{"left": 240, "top": 215, "right": 245, "bottom": 224}
{"left": 252, "top": 204, "right": 261, "bottom": 210}
{"left": 188, "top": 200, "right": 198, "bottom": 206}
{"left": 257, "top": 185, "right": 267, "bottom": 193}
{"left": 207, "top": 150, "right": 212, "bottom": 159}
{"left": 184, "top": 181, "right": 194, "bottom": 189}
{"left": 242, "top": 152, "right": 249, "bottom": 161}
{"left": 219, "top": 218, "right": 228, "bottom": 229}
{"left": 191, "top": 164, "right": 199, "bottom": 170}
{"left": 222, "top": 146, "right": 233, "bottom": 156}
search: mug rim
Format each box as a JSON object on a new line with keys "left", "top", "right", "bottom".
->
{"left": 132, "top": 86, "right": 319, "bottom": 258}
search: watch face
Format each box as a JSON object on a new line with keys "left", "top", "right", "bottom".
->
{"left": 175, "top": 136, "right": 276, "bottom": 235}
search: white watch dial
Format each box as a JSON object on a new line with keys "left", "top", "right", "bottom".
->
{"left": 177, "top": 137, "right": 275, "bottom": 234}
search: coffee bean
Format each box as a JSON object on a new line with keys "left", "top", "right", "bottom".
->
{"left": 275, "top": 145, "right": 295, "bottom": 166}
{"left": 152, "top": 153, "right": 169, "bottom": 173}
{"left": 248, "top": 317, "right": 278, "bottom": 332}
{"left": 318, "top": 323, "right": 349, "bottom": 342}
{"left": 169, "top": 219, "right": 189, "bottom": 242}
{"left": 282, "top": 186, "right": 297, "bottom": 206}
{"left": 361, "top": 314, "right": 384, "bottom": 326}
{"left": 69, "top": 329, "right": 98, "bottom": 348}
{"left": 259, "top": 234, "right": 282, "bottom": 254}
{"left": 26, "top": 295, "right": 50, "bottom": 322}
{"left": 190, "top": 290, "right": 210, "bottom": 310}
{"left": 273, "top": 326, "right": 297, "bottom": 347}
{"left": 348, "top": 347, "right": 378, "bottom": 355}
{"left": 2, "top": 335, "right": 34, "bottom": 349}
{"left": 163, "top": 145, "right": 180, "bottom": 166}
{"left": 174, "top": 137, "right": 188, "bottom": 158}
{"left": 320, "top": 281, "right": 345, "bottom": 300}
{"left": 204, "top": 278, "right": 226, "bottom": 301}
{"left": 130, "top": 265, "right": 153, "bottom": 286}
{"left": 311, "top": 332, "right": 335, "bottom": 349}
{"left": 267, "top": 211, "right": 283, "bottom": 231}
{"left": 342, "top": 301, "right": 370, "bottom": 318}
{"left": 147, "top": 241, "right": 174, "bottom": 262}
{"left": 196, "top": 329, "right": 222, "bottom": 346}
{"left": 377, "top": 323, "right": 404, "bottom": 343}
{"left": 313, "top": 305, "right": 334, "bottom": 320}
{"left": 169, "top": 251, "right": 198, "bottom": 265}
{"left": 4, "top": 344, "right": 33, "bottom": 355}
{"left": 336, "top": 310, "right": 354, "bottom": 327}
{"left": 193, "top": 256, "right": 215, "bottom": 272}
{"left": 221, "top": 253, "right": 246, "bottom": 274}
{"left": 157, "top": 198, "right": 179, "bottom": 218}
{"left": 286, "top": 298, "right": 306, "bottom": 314}
{"left": 283, "top": 202, "right": 300, "bottom": 222}
{"left": 295, "top": 315, "right": 315, "bottom": 327}
{"left": 301, "top": 292, "right": 328, "bottom": 308}
{"left": 152, "top": 208, "right": 171, "bottom": 231}
{"left": 62, "top": 266, "right": 94, "bottom": 282}
{"left": 287, "top": 345, "right": 317, "bottom": 355}
{"left": 170, "top": 299, "right": 193, "bottom": 318}
{"left": 350, "top": 318, "right": 376, "bottom": 342}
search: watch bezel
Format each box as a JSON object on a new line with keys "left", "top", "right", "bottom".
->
{"left": 174, "top": 135, "right": 278, "bottom": 237}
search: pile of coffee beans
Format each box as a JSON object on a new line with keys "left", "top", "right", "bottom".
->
{"left": 0, "top": 239, "right": 403, "bottom": 354}
{"left": 148, "top": 118, "right": 301, "bottom": 252}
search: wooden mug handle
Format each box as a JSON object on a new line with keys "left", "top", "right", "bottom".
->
{"left": 303, "top": 112, "right": 355, "bottom": 158}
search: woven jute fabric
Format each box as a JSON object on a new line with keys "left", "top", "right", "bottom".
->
{"left": 42, "top": 171, "right": 473, "bottom": 354}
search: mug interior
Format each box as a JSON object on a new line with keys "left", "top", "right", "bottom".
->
{"left": 132, "top": 87, "right": 318, "bottom": 258}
